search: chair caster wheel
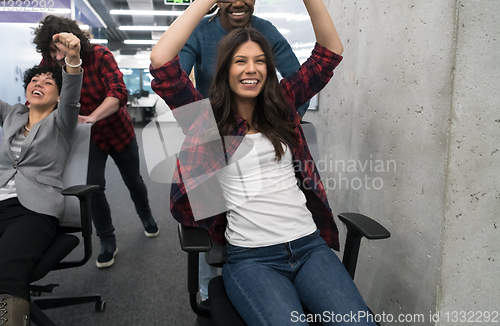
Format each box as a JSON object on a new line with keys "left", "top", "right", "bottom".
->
{"left": 95, "top": 300, "right": 106, "bottom": 312}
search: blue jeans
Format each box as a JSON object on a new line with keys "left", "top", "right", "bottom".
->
{"left": 199, "top": 253, "right": 220, "bottom": 301}
{"left": 222, "top": 230, "right": 376, "bottom": 326}
{"left": 87, "top": 137, "right": 153, "bottom": 241}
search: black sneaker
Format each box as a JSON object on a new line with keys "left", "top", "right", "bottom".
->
{"left": 96, "top": 241, "right": 118, "bottom": 268}
{"left": 141, "top": 216, "right": 159, "bottom": 238}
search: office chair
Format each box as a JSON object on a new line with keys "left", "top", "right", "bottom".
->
{"left": 27, "top": 123, "right": 105, "bottom": 326}
{"left": 177, "top": 122, "right": 391, "bottom": 326}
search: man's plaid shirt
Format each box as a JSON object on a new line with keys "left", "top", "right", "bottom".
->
{"left": 42, "top": 44, "right": 134, "bottom": 153}
{"left": 151, "top": 43, "right": 343, "bottom": 250}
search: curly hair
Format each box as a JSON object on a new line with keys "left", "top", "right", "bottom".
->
{"left": 23, "top": 65, "right": 63, "bottom": 94}
{"left": 209, "top": 28, "right": 298, "bottom": 160}
{"left": 33, "top": 15, "right": 92, "bottom": 59}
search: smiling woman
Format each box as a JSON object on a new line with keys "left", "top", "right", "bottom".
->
{"left": 149, "top": 0, "right": 355, "bottom": 320}
{"left": 148, "top": 0, "right": 378, "bottom": 325}
{"left": 0, "top": 32, "right": 83, "bottom": 325}
{"left": 228, "top": 42, "right": 267, "bottom": 106}
{"left": 23, "top": 66, "right": 62, "bottom": 129}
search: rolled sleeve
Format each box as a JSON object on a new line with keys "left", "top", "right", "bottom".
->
{"left": 99, "top": 50, "right": 128, "bottom": 108}
{"left": 150, "top": 56, "right": 204, "bottom": 110}
{"left": 281, "top": 43, "right": 343, "bottom": 110}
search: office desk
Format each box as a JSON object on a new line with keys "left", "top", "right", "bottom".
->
{"left": 127, "top": 97, "right": 158, "bottom": 126}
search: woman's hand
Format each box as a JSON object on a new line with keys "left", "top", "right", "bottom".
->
{"left": 52, "top": 32, "right": 81, "bottom": 68}
{"left": 151, "top": 0, "right": 219, "bottom": 68}
{"left": 78, "top": 115, "right": 96, "bottom": 125}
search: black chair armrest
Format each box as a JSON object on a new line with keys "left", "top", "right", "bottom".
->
{"left": 178, "top": 224, "right": 212, "bottom": 253}
{"left": 61, "top": 184, "right": 99, "bottom": 198}
{"left": 55, "top": 184, "right": 99, "bottom": 270}
{"left": 177, "top": 224, "right": 212, "bottom": 318}
{"left": 205, "top": 244, "right": 227, "bottom": 268}
{"left": 338, "top": 213, "right": 390, "bottom": 280}
{"left": 338, "top": 213, "right": 390, "bottom": 240}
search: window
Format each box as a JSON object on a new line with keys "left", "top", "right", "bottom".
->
{"left": 121, "top": 68, "right": 151, "bottom": 99}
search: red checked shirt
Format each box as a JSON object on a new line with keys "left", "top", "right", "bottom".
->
{"left": 151, "top": 43, "right": 343, "bottom": 250}
{"left": 42, "top": 44, "right": 134, "bottom": 153}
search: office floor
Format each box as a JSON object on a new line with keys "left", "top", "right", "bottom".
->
{"left": 35, "top": 126, "right": 197, "bottom": 326}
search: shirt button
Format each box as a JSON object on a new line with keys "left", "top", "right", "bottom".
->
{"left": 13, "top": 164, "right": 17, "bottom": 169}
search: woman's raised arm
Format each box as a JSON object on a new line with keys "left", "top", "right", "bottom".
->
{"left": 150, "top": 0, "right": 221, "bottom": 68}
{"left": 303, "top": 0, "right": 343, "bottom": 55}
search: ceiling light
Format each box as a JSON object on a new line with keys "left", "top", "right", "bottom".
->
{"left": 291, "top": 42, "right": 316, "bottom": 49}
{"left": 124, "top": 40, "right": 158, "bottom": 45}
{"left": 91, "top": 39, "right": 108, "bottom": 44}
{"left": 110, "top": 9, "right": 183, "bottom": 16}
{"left": 5, "top": 23, "right": 39, "bottom": 28}
{"left": 256, "top": 13, "right": 309, "bottom": 22}
{"left": 277, "top": 28, "right": 290, "bottom": 35}
{"left": 119, "top": 26, "right": 169, "bottom": 31}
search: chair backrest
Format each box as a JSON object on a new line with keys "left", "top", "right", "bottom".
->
{"left": 300, "top": 121, "right": 320, "bottom": 163}
{"left": 60, "top": 123, "right": 92, "bottom": 227}
{"left": 0, "top": 124, "right": 90, "bottom": 227}
{"left": 28, "top": 123, "right": 91, "bottom": 282}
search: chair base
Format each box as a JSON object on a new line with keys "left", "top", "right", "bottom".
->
{"left": 30, "top": 294, "right": 105, "bottom": 326}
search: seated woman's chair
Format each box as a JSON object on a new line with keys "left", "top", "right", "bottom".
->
{"left": 27, "top": 123, "right": 104, "bottom": 326}
{"left": 177, "top": 122, "right": 391, "bottom": 326}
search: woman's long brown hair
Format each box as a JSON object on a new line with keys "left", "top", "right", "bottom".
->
{"left": 209, "top": 28, "right": 298, "bottom": 160}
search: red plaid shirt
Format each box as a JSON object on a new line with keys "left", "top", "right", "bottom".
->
{"left": 42, "top": 44, "right": 134, "bottom": 153}
{"left": 151, "top": 43, "right": 343, "bottom": 249}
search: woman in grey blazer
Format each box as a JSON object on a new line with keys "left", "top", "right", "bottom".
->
{"left": 0, "top": 33, "right": 83, "bottom": 326}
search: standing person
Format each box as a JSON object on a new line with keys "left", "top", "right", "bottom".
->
{"left": 0, "top": 33, "right": 82, "bottom": 326}
{"left": 151, "top": 0, "right": 376, "bottom": 325}
{"left": 33, "top": 15, "right": 159, "bottom": 269}
{"left": 179, "top": 0, "right": 310, "bottom": 312}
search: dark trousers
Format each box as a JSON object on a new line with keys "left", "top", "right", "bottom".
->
{"left": 87, "top": 137, "right": 152, "bottom": 241}
{"left": 0, "top": 198, "right": 58, "bottom": 300}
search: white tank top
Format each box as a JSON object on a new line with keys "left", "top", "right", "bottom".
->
{"left": 216, "top": 132, "right": 317, "bottom": 247}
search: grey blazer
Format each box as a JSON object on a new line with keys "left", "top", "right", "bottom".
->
{"left": 0, "top": 69, "right": 83, "bottom": 219}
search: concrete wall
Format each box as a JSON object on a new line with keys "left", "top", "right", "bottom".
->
{"left": 439, "top": 0, "right": 500, "bottom": 324}
{"left": 308, "top": 0, "right": 499, "bottom": 324}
